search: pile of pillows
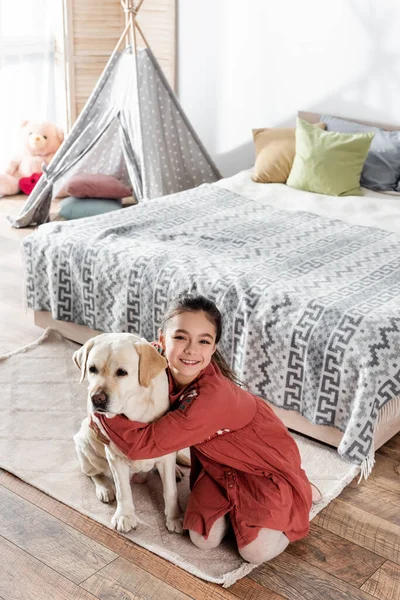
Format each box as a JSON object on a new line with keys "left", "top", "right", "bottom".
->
{"left": 252, "top": 115, "right": 400, "bottom": 196}
{"left": 58, "top": 174, "right": 132, "bottom": 220}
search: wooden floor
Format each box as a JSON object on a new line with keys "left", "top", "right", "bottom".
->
{"left": 1, "top": 195, "right": 400, "bottom": 600}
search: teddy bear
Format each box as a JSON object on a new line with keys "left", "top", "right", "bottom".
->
{"left": 0, "top": 120, "right": 64, "bottom": 197}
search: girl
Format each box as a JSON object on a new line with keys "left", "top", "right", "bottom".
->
{"left": 97, "top": 294, "right": 317, "bottom": 564}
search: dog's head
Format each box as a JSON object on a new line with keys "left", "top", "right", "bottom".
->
{"left": 73, "top": 333, "right": 167, "bottom": 418}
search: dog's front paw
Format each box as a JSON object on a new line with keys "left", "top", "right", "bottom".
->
{"left": 166, "top": 515, "right": 184, "bottom": 534}
{"left": 111, "top": 510, "right": 138, "bottom": 533}
{"left": 95, "top": 482, "right": 115, "bottom": 504}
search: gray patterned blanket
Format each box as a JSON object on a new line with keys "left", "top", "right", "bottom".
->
{"left": 23, "top": 185, "right": 400, "bottom": 471}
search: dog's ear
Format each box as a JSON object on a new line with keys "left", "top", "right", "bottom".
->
{"left": 135, "top": 342, "right": 167, "bottom": 388}
{"left": 73, "top": 339, "right": 95, "bottom": 383}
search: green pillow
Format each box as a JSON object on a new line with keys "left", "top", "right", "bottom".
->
{"left": 287, "top": 118, "right": 374, "bottom": 196}
{"left": 59, "top": 196, "right": 122, "bottom": 220}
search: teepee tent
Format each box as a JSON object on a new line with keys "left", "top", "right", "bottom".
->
{"left": 10, "top": 0, "right": 221, "bottom": 228}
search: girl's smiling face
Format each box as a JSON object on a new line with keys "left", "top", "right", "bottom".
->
{"left": 159, "top": 310, "right": 217, "bottom": 389}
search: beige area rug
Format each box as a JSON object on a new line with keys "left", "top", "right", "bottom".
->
{"left": 0, "top": 329, "right": 360, "bottom": 587}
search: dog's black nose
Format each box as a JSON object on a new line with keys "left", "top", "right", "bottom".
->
{"left": 91, "top": 392, "right": 108, "bottom": 408}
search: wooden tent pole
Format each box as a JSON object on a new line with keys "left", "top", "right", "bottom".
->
{"left": 129, "top": 1, "right": 136, "bottom": 51}
{"left": 135, "top": 0, "right": 145, "bottom": 14}
{"left": 120, "top": 0, "right": 129, "bottom": 48}
{"left": 120, "top": 0, "right": 139, "bottom": 50}
{"left": 119, "top": 0, "right": 151, "bottom": 52}
{"left": 134, "top": 19, "right": 151, "bottom": 49}
{"left": 109, "top": 18, "right": 132, "bottom": 58}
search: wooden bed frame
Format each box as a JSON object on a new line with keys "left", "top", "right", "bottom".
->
{"left": 31, "top": 109, "right": 400, "bottom": 451}
{"left": 34, "top": 310, "right": 400, "bottom": 451}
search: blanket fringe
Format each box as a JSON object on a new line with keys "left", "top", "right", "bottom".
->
{"left": 358, "top": 449, "right": 375, "bottom": 483}
{"left": 358, "top": 395, "right": 400, "bottom": 483}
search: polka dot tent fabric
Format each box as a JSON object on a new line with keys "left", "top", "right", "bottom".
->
{"left": 10, "top": 47, "right": 221, "bottom": 229}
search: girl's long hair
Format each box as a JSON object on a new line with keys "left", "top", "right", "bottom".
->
{"left": 160, "top": 294, "right": 244, "bottom": 387}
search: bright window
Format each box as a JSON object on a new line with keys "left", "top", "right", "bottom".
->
{"left": 0, "top": 0, "right": 58, "bottom": 166}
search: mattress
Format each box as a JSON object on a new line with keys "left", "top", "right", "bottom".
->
{"left": 216, "top": 169, "right": 400, "bottom": 233}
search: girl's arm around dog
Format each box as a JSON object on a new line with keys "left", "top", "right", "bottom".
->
{"left": 97, "top": 362, "right": 256, "bottom": 460}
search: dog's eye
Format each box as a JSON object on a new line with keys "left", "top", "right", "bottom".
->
{"left": 88, "top": 366, "right": 97, "bottom": 374}
{"left": 116, "top": 368, "right": 128, "bottom": 377}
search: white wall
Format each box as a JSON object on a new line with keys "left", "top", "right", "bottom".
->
{"left": 178, "top": 0, "right": 400, "bottom": 177}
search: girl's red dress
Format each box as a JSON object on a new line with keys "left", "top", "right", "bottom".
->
{"left": 98, "top": 361, "right": 312, "bottom": 548}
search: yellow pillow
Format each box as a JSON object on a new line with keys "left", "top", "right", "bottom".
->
{"left": 252, "top": 122, "right": 326, "bottom": 183}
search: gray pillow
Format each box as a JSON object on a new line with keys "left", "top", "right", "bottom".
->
{"left": 321, "top": 114, "right": 400, "bottom": 192}
{"left": 59, "top": 196, "right": 122, "bottom": 220}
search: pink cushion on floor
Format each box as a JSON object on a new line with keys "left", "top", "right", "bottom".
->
{"left": 64, "top": 173, "right": 132, "bottom": 199}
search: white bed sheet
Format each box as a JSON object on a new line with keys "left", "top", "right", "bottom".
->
{"left": 215, "top": 169, "right": 400, "bottom": 233}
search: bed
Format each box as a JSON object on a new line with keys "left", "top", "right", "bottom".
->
{"left": 24, "top": 112, "right": 400, "bottom": 476}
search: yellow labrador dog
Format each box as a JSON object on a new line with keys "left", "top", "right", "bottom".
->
{"left": 73, "top": 332, "right": 184, "bottom": 534}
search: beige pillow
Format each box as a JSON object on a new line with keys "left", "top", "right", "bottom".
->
{"left": 252, "top": 122, "right": 326, "bottom": 183}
